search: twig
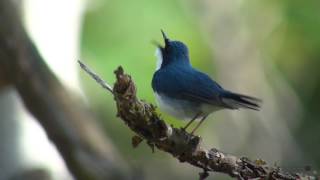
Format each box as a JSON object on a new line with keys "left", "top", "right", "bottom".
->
{"left": 78, "top": 60, "right": 113, "bottom": 93}
{"left": 79, "top": 62, "right": 318, "bottom": 180}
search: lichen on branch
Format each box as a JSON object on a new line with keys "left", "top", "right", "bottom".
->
{"left": 79, "top": 61, "right": 317, "bottom": 180}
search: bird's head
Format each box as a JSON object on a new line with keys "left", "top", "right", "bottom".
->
{"left": 154, "top": 30, "right": 190, "bottom": 70}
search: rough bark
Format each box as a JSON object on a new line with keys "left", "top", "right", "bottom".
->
{"left": 79, "top": 61, "right": 318, "bottom": 180}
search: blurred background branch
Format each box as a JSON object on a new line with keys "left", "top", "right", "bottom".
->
{"left": 0, "top": 0, "right": 132, "bottom": 179}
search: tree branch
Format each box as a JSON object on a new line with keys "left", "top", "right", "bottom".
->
{"left": 79, "top": 61, "right": 318, "bottom": 180}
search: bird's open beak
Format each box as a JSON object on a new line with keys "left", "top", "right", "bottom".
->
{"left": 161, "top": 29, "right": 170, "bottom": 47}
{"left": 152, "top": 40, "right": 162, "bottom": 49}
{"left": 151, "top": 30, "right": 170, "bottom": 50}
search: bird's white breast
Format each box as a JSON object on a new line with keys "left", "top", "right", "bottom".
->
{"left": 155, "top": 93, "right": 223, "bottom": 121}
{"left": 155, "top": 93, "right": 191, "bottom": 120}
{"left": 155, "top": 48, "right": 163, "bottom": 71}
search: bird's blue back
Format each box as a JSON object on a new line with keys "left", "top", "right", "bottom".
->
{"left": 152, "top": 62, "right": 226, "bottom": 106}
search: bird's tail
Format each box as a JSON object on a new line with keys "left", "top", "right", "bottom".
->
{"left": 221, "top": 91, "right": 262, "bottom": 111}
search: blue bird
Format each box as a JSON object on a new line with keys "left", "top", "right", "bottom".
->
{"left": 152, "top": 30, "right": 261, "bottom": 134}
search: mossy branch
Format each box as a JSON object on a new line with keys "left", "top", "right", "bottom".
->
{"left": 79, "top": 61, "right": 318, "bottom": 180}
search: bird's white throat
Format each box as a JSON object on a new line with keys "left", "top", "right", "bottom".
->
{"left": 155, "top": 48, "right": 163, "bottom": 71}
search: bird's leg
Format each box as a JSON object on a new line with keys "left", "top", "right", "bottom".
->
{"left": 191, "top": 115, "right": 208, "bottom": 135}
{"left": 182, "top": 112, "right": 202, "bottom": 131}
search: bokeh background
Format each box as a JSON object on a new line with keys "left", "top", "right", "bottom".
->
{"left": 1, "top": 0, "right": 319, "bottom": 179}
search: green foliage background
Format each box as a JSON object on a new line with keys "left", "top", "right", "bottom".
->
{"left": 80, "top": 0, "right": 320, "bottom": 179}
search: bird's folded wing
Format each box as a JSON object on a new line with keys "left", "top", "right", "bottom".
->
{"left": 171, "top": 69, "right": 225, "bottom": 106}
{"left": 179, "top": 91, "right": 222, "bottom": 106}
